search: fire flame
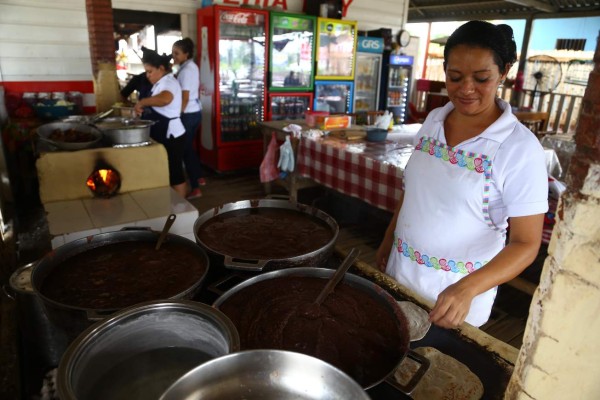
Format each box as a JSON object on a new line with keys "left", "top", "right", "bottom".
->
{"left": 87, "top": 168, "right": 121, "bottom": 197}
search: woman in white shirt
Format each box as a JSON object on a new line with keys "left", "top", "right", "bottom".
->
{"left": 376, "top": 21, "right": 548, "bottom": 328}
{"left": 172, "top": 38, "right": 205, "bottom": 199}
{"left": 134, "top": 48, "right": 187, "bottom": 198}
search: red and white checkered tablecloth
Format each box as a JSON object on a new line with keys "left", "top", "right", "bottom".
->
{"left": 297, "top": 137, "right": 413, "bottom": 213}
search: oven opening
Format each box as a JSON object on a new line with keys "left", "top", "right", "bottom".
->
{"left": 86, "top": 160, "right": 121, "bottom": 198}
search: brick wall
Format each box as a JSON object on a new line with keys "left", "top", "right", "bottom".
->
{"left": 506, "top": 31, "right": 600, "bottom": 399}
{"left": 86, "top": 0, "right": 116, "bottom": 78}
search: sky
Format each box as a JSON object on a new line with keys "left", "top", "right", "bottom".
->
{"left": 407, "top": 16, "right": 599, "bottom": 53}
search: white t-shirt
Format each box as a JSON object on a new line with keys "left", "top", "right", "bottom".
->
{"left": 151, "top": 73, "right": 185, "bottom": 138}
{"left": 414, "top": 98, "right": 549, "bottom": 232}
{"left": 176, "top": 60, "right": 201, "bottom": 114}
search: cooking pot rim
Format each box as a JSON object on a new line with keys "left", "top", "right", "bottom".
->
{"left": 213, "top": 266, "right": 413, "bottom": 389}
{"left": 31, "top": 229, "right": 210, "bottom": 313}
{"left": 193, "top": 199, "right": 339, "bottom": 267}
{"left": 57, "top": 299, "right": 240, "bottom": 400}
{"left": 159, "top": 349, "right": 370, "bottom": 400}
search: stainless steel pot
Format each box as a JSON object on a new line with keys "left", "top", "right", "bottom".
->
{"left": 194, "top": 198, "right": 339, "bottom": 272}
{"left": 31, "top": 228, "right": 210, "bottom": 342}
{"left": 160, "top": 349, "right": 370, "bottom": 400}
{"left": 37, "top": 121, "right": 103, "bottom": 151}
{"left": 94, "top": 117, "right": 154, "bottom": 145}
{"left": 57, "top": 300, "right": 240, "bottom": 400}
{"left": 4, "top": 262, "right": 68, "bottom": 367}
{"left": 214, "top": 267, "right": 429, "bottom": 393}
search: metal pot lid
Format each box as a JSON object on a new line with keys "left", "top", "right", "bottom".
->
{"left": 9, "top": 262, "right": 37, "bottom": 293}
{"left": 96, "top": 118, "right": 154, "bottom": 129}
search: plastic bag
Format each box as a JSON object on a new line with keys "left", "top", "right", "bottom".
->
{"left": 277, "top": 136, "right": 295, "bottom": 178}
{"left": 259, "top": 133, "right": 280, "bottom": 183}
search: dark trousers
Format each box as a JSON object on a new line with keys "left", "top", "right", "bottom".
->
{"left": 180, "top": 111, "right": 204, "bottom": 189}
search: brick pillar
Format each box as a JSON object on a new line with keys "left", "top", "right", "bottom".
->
{"left": 86, "top": 0, "right": 120, "bottom": 112}
{"left": 86, "top": 0, "right": 115, "bottom": 78}
{"left": 505, "top": 31, "right": 600, "bottom": 399}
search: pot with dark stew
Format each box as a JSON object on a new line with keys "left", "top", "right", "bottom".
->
{"left": 32, "top": 228, "right": 210, "bottom": 342}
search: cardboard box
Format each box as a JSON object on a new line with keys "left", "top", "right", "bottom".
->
{"left": 305, "top": 111, "right": 329, "bottom": 128}
{"left": 321, "top": 115, "right": 352, "bottom": 130}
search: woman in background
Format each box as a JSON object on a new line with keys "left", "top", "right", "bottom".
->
{"left": 172, "top": 37, "right": 205, "bottom": 199}
{"left": 134, "top": 49, "right": 187, "bottom": 198}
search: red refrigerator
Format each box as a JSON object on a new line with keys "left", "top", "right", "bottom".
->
{"left": 197, "top": 5, "right": 269, "bottom": 172}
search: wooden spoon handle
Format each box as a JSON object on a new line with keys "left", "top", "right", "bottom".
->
{"left": 315, "top": 248, "right": 360, "bottom": 305}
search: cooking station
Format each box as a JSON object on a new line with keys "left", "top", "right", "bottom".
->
{"left": 21, "top": 249, "right": 516, "bottom": 399}
{"left": 18, "top": 156, "right": 517, "bottom": 399}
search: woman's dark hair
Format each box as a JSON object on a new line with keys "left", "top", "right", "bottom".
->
{"left": 444, "top": 20, "right": 517, "bottom": 73}
{"left": 141, "top": 46, "right": 172, "bottom": 71}
{"left": 173, "top": 38, "right": 195, "bottom": 59}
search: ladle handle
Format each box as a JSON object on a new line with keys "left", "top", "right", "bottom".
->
{"left": 155, "top": 214, "right": 176, "bottom": 250}
{"left": 315, "top": 248, "right": 360, "bottom": 305}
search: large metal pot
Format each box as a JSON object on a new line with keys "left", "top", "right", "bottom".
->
{"left": 37, "top": 121, "right": 103, "bottom": 151}
{"left": 194, "top": 198, "right": 339, "bottom": 272}
{"left": 3, "top": 262, "right": 68, "bottom": 367}
{"left": 160, "top": 349, "right": 370, "bottom": 400}
{"left": 94, "top": 117, "right": 154, "bottom": 145}
{"left": 31, "top": 228, "right": 210, "bottom": 342}
{"left": 214, "top": 267, "right": 429, "bottom": 393}
{"left": 57, "top": 300, "right": 240, "bottom": 400}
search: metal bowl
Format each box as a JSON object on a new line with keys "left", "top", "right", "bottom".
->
{"left": 160, "top": 350, "right": 370, "bottom": 400}
{"left": 95, "top": 117, "right": 154, "bottom": 145}
{"left": 37, "top": 122, "right": 103, "bottom": 151}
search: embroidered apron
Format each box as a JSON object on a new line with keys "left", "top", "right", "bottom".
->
{"left": 386, "top": 135, "right": 505, "bottom": 327}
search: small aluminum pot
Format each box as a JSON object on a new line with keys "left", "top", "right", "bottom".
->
{"left": 95, "top": 117, "right": 155, "bottom": 145}
{"left": 57, "top": 300, "right": 240, "bottom": 400}
{"left": 4, "top": 262, "right": 68, "bottom": 367}
{"left": 160, "top": 350, "right": 370, "bottom": 400}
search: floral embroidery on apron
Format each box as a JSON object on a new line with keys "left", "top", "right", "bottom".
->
{"left": 415, "top": 136, "right": 500, "bottom": 232}
{"left": 394, "top": 236, "right": 488, "bottom": 274}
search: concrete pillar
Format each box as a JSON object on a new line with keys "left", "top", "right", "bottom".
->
{"left": 505, "top": 30, "right": 600, "bottom": 400}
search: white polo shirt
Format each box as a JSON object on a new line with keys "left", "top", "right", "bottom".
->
{"left": 413, "top": 98, "right": 549, "bottom": 232}
{"left": 176, "top": 60, "right": 202, "bottom": 114}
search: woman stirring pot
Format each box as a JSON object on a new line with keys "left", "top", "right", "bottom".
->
{"left": 376, "top": 21, "right": 548, "bottom": 329}
{"left": 134, "top": 48, "right": 187, "bottom": 198}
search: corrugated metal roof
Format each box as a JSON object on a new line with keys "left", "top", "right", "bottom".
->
{"left": 408, "top": 0, "right": 600, "bottom": 22}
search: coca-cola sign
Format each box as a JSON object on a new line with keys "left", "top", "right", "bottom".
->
{"left": 211, "top": 0, "right": 304, "bottom": 12}
{"left": 220, "top": 11, "right": 259, "bottom": 25}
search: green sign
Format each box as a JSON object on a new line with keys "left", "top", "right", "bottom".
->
{"left": 273, "top": 15, "right": 311, "bottom": 31}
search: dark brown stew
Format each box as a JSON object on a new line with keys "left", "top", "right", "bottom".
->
{"left": 218, "top": 276, "right": 408, "bottom": 388}
{"left": 196, "top": 208, "right": 334, "bottom": 259}
{"left": 40, "top": 241, "right": 207, "bottom": 309}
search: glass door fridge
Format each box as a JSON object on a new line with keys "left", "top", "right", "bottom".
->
{"left": 313, "top": 81, "right": 354, "bottom": 114}
{"left": 269, "top": 12, "right": 316, "bottom": 92}
{"left": 268, "top": 92, "right": 313, "bottom": 121}
{"left": 314, "top": 18, "right": 358, "bottom": 80}
{"left": 384, "top": 54, "right": 413, "bottom": 125}
{"left": 197, "top": 5, "right": 268, "bottom": 172}
{"left": 354, "top": 36, "right": 384, "bottom": 114}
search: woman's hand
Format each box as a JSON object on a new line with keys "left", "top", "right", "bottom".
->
{"left": 429, "top": 280, "right": 475, "bottom": 329}
{"left": 134, "top": 102, "right": 144, "bottom": 116}
{"left": 375, "top": 238, "right": 393, "bottom": 272}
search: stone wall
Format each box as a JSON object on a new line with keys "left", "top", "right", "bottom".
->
{"left": 506, "top": 31, "right": 600, "bottom": 400}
